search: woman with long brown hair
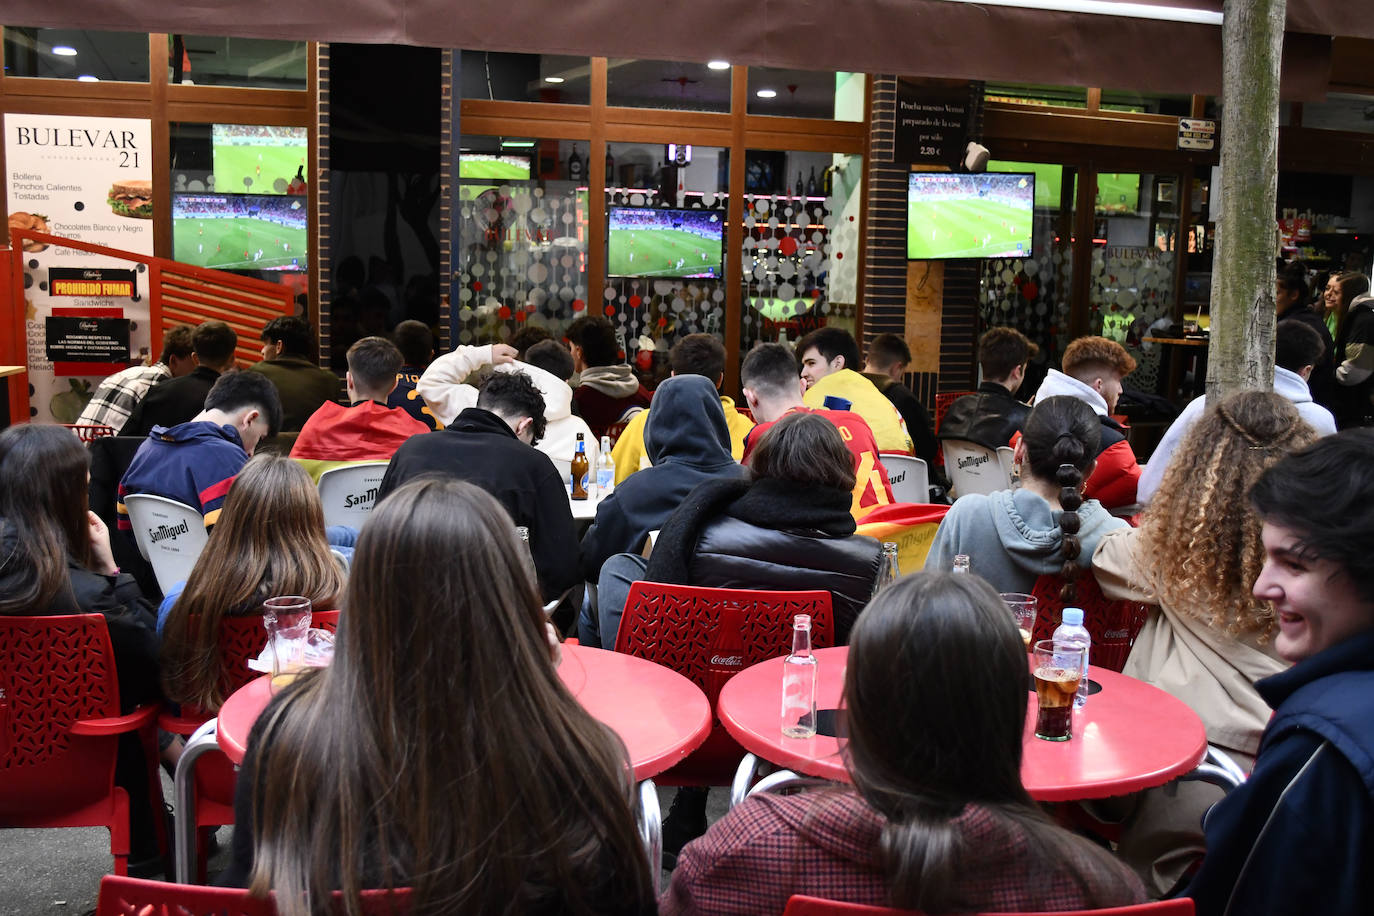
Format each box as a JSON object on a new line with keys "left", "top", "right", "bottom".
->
{"left": 1321, "top": 270, "right": 1369, "bottom": 340}
{"left": 159, "top": 453, "right": 345, "bottom": 712}
{"left": 226, "top": 477, "right": 655, "bottom": 915}
{"left": 1091, "top": 389, "right": 1317, "bottom": 895}
{"left": 663, "top": 572, "right": 1143, "bottom": 913}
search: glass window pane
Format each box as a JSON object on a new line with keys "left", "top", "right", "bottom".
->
{"left": 605, "top": 59, "right": 731, "bottom": 113}
{"left": 460, "top": 51, "right": 591, "bottom": 104}
{"left": 3, "top": 27, "right": 148, "bottom": 82}
{"left": 746, "top": 68, "right": 863, "bottom": 120}
{"left": 984, "top": 82, "right": 1088, "bottom": 109}
{"left": 169, "top": 36, "right": 307, "bottom": 90}
{"left": 1100, "top": 89, "right": 1194, "bottom": 116}
{"left": 740, "top": 150, "right": 864, "bottom": 365}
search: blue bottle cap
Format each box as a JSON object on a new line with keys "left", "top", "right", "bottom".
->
{"left": 1062, "top": 607, "right": 1084, "bottom": 626}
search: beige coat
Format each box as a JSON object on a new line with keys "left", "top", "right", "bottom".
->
{"left": 1091, "top": 526, "right": 1287, "bottom": 756}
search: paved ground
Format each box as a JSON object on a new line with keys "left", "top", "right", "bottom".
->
{"left": 0, "top": 781, "right": 728, "bottom": 913}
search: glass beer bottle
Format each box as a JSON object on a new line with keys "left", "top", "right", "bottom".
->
{"left": 781, "top": 614, "right": 818, "bottom": 738}
{"left": 570, "top": 433, "right": 590, "bottom": 500}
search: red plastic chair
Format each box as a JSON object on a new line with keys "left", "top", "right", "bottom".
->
{"left": 1030, "top": 573, "right": 1151, "bottom": 673}
{"left": 0, "top": 614, "right": 165, "bottom": 875}
{"left": 933, "top": 390, "right": 975, "bottom": 436}
{"left": 160, "top": 610, "right": 340, "bottom": 880}
{"left": 97, "top": 875, "right": 411, "bottom": 915}
{"left": 614, "top": 583, "right": 833, "bottom": 785}
{"left": 783, "top": 896, "right": 1194, "bottom": 916}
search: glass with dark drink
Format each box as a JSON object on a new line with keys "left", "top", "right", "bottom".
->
{"left": 1032, "top": 639, "right": 1083, "bottom": 741}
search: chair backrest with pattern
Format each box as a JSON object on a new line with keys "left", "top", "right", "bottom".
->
{"left": 933, "top": 390, "right": 975, "bottom": 435}
{"left": 941, "top": 439, "right": 1014, "bottom": 499}
{"left": 97, "top": 875, "right": 412, "bottom": 915}
{"left": 1030, "top": 573, "right": 1151, "bottom": 673}
{"left": 123, "top": 494, "right": 210, "bottom": 593}
{"left": 880, "top": 454, "right": 932, "bottom": 503}
{"left": 614, "top": 583, "right": 833, "bottom": 709}
{"left": 316, "top": 462, "right": 389, "bottom": 530}
{"left": 0, "top": 614, "right": 122, "bottom": 816}
{"left": 782, "top": 894, "right": 1196, "bottom": 916}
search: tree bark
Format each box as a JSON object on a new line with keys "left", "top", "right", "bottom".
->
{"left": 1206, "top": 0, "right": 1286, "bottom": 400}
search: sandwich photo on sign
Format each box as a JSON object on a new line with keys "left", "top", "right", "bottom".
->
{"left": 108, "top": 179, "right": 153, "bottom": 219}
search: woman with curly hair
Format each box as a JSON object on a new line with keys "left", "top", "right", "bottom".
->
{"left": 1091, "top": 389, "right": 1316, "bottom": 896}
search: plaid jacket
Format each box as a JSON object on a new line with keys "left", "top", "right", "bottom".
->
{"left": 660, "top": 789, "right": 1145, "bottom": 915}
{"left": 75, "top": 363, "right": 170, "bottom": 433}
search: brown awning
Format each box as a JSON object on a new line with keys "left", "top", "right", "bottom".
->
{"left": 2, "top": 0, "right": 1352, "bottom": 98}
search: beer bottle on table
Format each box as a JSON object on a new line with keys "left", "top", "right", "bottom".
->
{"left": 872, "top": 542, "right": 900, "bottom": 596}
{"left": 571, "top": 433, "right": 590, "bottom": 500}
{"left": 952, "top": 554, "right": 971, "bottom": 574}
{"left": 781, "top": 614, "right": 818, "bottom": 739}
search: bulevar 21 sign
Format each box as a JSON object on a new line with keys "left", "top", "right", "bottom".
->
{"left": 49, "top": 267, "right": 137, "bottom": 298}
{"left": 44, "top": 316, "right": 131, "bottom": 363}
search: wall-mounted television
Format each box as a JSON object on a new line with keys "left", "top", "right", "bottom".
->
{"left": 459, "top": 153, "right": 532, "bottom": 181}
{"left": 211, "top": 124, "right": 307, "bottom": 195}
{"left": 607, "top": 206, "right": 724, "bottom": 279}
{"left": 907, "top": 172, "right": 1034, "bottom": 260}
{"left": 172, "top": 192, "right": 307, "bottom": 272}
{"left": 987, "top": 159, "right": 1142, "bottom": 215}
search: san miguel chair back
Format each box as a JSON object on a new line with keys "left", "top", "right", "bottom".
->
{"left": 97, "top": 875, "right": 412, "bottom": 915}
{"left": 854, "top": 502, "right": 950, "bottom": 573}
{"left": 614, "top": 582, "right": 833, "bottom": 785}
{"left": 878, "top": 453, "right": 933, "bottom": 503}
{"left": 782, "top": 896, "right": 1195, "bottom": 916}
{"left": 316, "top": 461, "right": 389, "bottom": 530}
{"left": 123, "top": 494, "right": 210, "bottom": 594}
{"left": 160, "top": 610, "right": 340, "bottom": 881}
{"left": 0, "top": 614, "right": 164, "bottom": 875}
{"left": 1029, "top": 572, "right": 1150, "bottom": 673}
{"left": 941, "top": 439, "right": 1015, "bottom": 499}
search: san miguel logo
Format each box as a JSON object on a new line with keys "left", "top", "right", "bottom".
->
{"left": 149, "top": 519, "right": 190, "bottom": 544}
{"left": 343, "top": 487, "right": 379, "bottom": 510}
{"left": 958, "top": 453, "right": 990, "bottom": 470}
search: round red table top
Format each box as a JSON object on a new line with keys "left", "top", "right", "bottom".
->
{"left": 718, "top": 646, "right": 1209, "bottom": 801}
{"left": 217, "top": 644, "right": 712, "bottom": 782}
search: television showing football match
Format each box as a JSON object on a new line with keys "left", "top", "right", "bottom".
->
{"left": 907, "top": 172, "right": 1034, "bottom": 260}
{"left": 607, "top": 206, "right": 724, "bottom": 279}
{"left": 172, "top": 193, "right": 307, "bottom": 272}
{"left": 211, "top": 124, "right": 307, "bottom": 195}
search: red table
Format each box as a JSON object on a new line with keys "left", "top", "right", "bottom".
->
{"left": 217, "top": 643, "right": 712, "bottom": 780}
{"left": 719, "top": 646, "right": 1208, "bottom": 802}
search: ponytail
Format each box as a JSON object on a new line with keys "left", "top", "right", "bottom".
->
{"left": 1055, "top": 461, "right": 1085, "bottom": 604}
{"left": 1022, "top": 398, "right": 1099, "bottom": 605}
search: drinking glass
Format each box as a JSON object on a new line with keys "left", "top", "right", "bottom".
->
{"left": 263, "top": 595, "right": 312, "bottom": 689}
{"left": 1000, "top": 593, "right": 1038, "bottom": 650}
{"left": 1032, "top": 639, "right": 1083, "bottom": 741}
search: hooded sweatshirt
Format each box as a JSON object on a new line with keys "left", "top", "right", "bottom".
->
{"left": 1136, "top": 366, "right": 1336, "bottom": 504}
{"left": 579, "top": 376, "right": 747, "bottom": 580}
{"left": 1334, "top": 292, "right": 1374, "bottom": 425}
{"left": 572, "top": 364, "right": 651, "bottom": 436}
{"left": 118, "top": 421, "right": 249, "bottom": 530}
{"left": 1030, "top": 369, "right": 1142, "bottom": 508}
{"left": 924, "top": 486, "right": 1127, "bottom": 593}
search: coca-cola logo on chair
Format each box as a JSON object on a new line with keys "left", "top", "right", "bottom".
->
{"left": 710, "top": 654, "right": 744, "bottom": 668}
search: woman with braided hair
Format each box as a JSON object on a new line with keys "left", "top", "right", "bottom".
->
{"left": 1091, "top": 389, "right": 1317, "bottom": 896}
{"left": 925, "top": 395, "right": 1127, "bottom": 594}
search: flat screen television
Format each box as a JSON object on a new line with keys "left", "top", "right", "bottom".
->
{"left": 211, "top": 124, "right": 307, "bottom": 195}
{"left": 607, "top": 206, "right": 725, "bottom": 279}
{"left": 907, "top": 172, "right": 1034, "bottom": 260}
{"left": 459, "top": 153, "right": 532, "bottom": 181}
{"left": 172, "top": 192, "right": 308, "bottom": 272}
{"left": 987, "top": 159, "right": 1142, "bottom": 215}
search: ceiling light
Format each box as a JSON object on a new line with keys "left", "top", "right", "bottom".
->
{"left": 756, "top": 89, "right": 777, "bottom": 99}
{"left": 543, "top": 76, "right": 565, "bottom": 84}
{"left": 939, "top": 0, "right": 1221, "bottom": 24}
{"left": 77, "top": 74, "right": 99, "bottom": 82}
{"left": 707, "top": 60, "right": 730, "bottom": 70}
{"left": 52, "top": 45, "right": 77, "bottom": 56}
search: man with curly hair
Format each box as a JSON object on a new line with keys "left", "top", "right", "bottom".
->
{"left": 1029, "top": 335, "right": 1142, "bottom": 509}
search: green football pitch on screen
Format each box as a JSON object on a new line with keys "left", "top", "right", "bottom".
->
{"left": 607, "top": 228, "right": 722, "bottom": 278}
{"left": 213, "top": 145, "right": 306, "bottom": 195}
{"left": 174, "top": 218, "right": 307, "bottom": 271}
{"left": 907, "top": 197, "right": 1030, "bottom": 260}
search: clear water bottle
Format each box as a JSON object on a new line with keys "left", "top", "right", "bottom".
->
{"left": 597, "top": 434, "right": 616, "bottom": 497}
{"left": 781, "top": 614, "right": 818, "bottom": 738}
{"left": 873, "top": 542, "right": 900, "bottom": 596}
{"left": 952, "top": 554, "right": 971, "bottom": 574}
{"left": 1053, "top": 607, "right": 1092, "bottom": 708}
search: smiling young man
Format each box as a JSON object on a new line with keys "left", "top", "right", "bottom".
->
{"left": 1186, "top": 429, "right": 1374, "bottom": 916}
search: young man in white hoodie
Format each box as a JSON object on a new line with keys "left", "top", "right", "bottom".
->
{"left": 1136, "top": 320, "right": 1337, "bottom": 504}
{"left": 1029, "top": 335, "right": 1142, "bottom": 510}
{"left": 415, "top": 340, "right": 598, "bottom": 474}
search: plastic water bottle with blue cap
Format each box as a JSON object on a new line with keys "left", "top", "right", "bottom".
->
{"left": 1053, "top": 607, "right": 1091, "bottom": 708}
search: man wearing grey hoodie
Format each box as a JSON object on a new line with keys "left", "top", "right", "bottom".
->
{"left": 566, "top": 315, "right": 651, "bottom": 436}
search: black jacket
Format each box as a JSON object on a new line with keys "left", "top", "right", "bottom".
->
{"left": 861, "top": 372, "right": 938, "bottom": 466}
{"left": 1277, "top": 302, "right": 1337, "bottom": 410}
{"left": 646, "top": 477, "right": 881, "bottom": 643}
{"left": 0, "top": 523, "right": 160, "bottom": 712}
{"left": 124, "top": 365, "right": 221, "bottom": 438}
{"left": 376, "top": 408, "right": 581, "bottom": 602}
{"left": 580, "top": 376, "right": 747, "bottom": 581}
{"left": 937, "top": 382, "right": 1031, "bottom": 452}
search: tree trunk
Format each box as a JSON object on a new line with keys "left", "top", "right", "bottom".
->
{"left": 1206, "top": 0, "right": 1286, "bottom": 400}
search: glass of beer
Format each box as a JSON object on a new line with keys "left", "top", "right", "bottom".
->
{"left": 1033, "top": 639, "right": 1083, "bottom": 741}
{"left": 1001, "top": 593, "right": 1038, "bottom": 650}
{"left": 263, "top": 595, "right": 312, "bottom": 690}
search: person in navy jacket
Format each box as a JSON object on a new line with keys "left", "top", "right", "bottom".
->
{"left": 1186, "top": 429, "right": 1374, "bottom": 916}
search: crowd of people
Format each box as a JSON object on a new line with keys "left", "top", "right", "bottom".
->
{"left": 4, "top": 304, "right": 1374, "bottom": 916}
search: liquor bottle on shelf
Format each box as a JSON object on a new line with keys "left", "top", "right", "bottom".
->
{"left": 568, "top": 146, "right": 584, "bottom": 183}
{"left": 795, "top": 172, "right": 805, "bottom": 199}
{"left": 806, "top": 166, "right": 818, "bottom": 197}
{"left": 605, "top": 149, "right": 615, "bottom": 186}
